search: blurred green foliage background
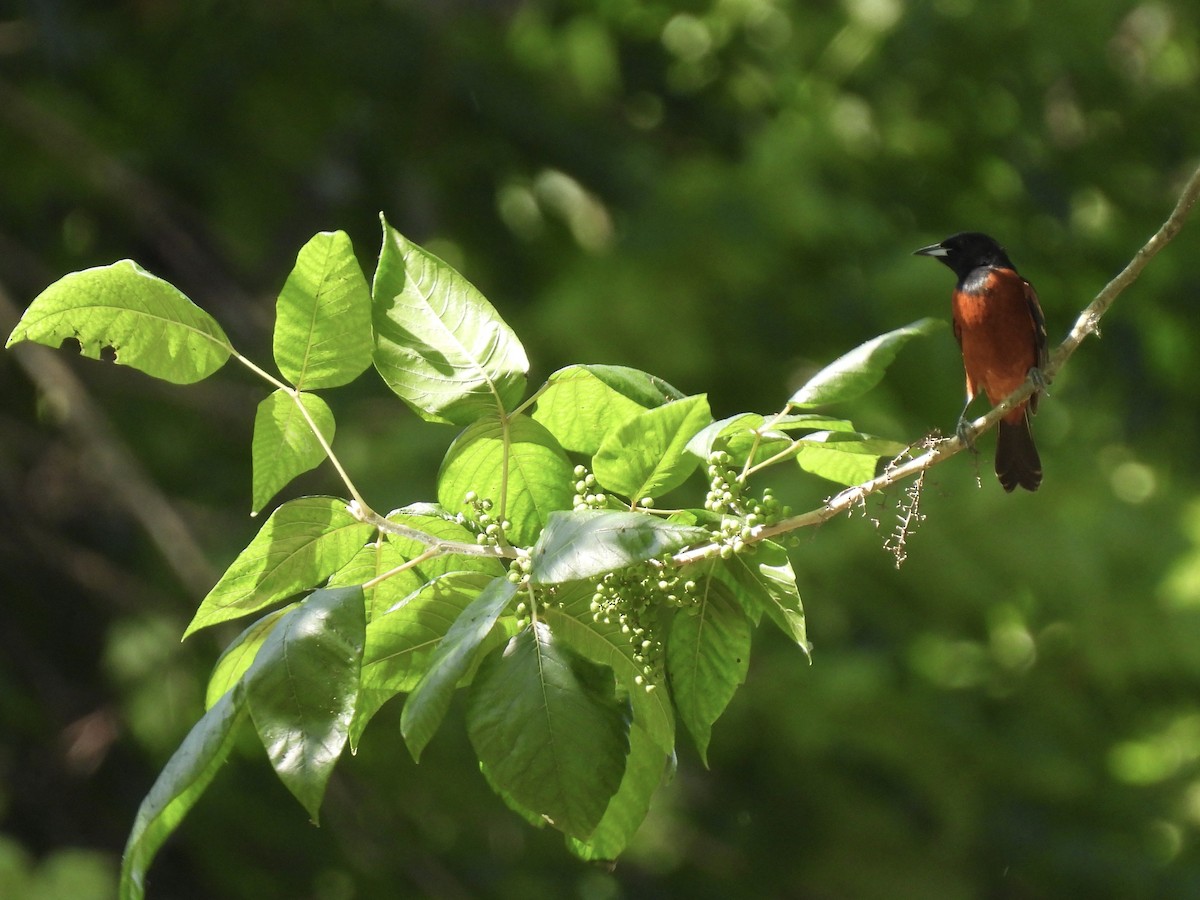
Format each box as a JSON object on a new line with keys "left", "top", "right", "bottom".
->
{"left": 3, "top": 1, "right": 1200, "bottom": 897}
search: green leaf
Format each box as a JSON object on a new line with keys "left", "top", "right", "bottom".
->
{"left": 243, "top": 586, "right": 365, "bottom": 822}
{"left": 532, "top": 367, "right": 650, "bottom": 455}
{"left": 789, "top": 317, "right": 945, "bottom": 408}
{"left": 6, "top": 260, "right": 232, "bottom": 384}
{"left": 667, "top": 577, "right": 750, "bottom": 765}
{"left": 686, "top": 413, "right": 765, "bottom": 461}
{"left": 185, "top": 496, "right": 373, "bottom": 637}
{"left": 592, "top": 395, "right": 713, "bottom": 501}
{"left": 544, "top": 592, "right": 675, "bottom": 754}
{"left": 467, "top": 622, "right": 631, "bottom": 841}
{"left": 571, "top": 364, "right": 687, "bottom": 408}
{"left": 529, "top": 510, "right": 710, "bottom": 585}
{"left": 352, "top": 570, "right": 500, "bottom": 747}
{"left": 774, "top": 413, "right": 860, "bottom": 433}
{"left": 437, "top": 413, "right": 574, "bottom": 547}
{"left": 120, "top": 686, "right": 249, "bottom": 900}
{"left": 723, "top": 542, "right": 809, "bottom": 653}
{"left": 204, "top": 605, "right": 294, "bottom": 710}
{"left": 273, "top": 230, "right": 373, "bottom": 390}
{"left": 532, "top": 364, "right": 684, "bottom": 455}
{"left": 794, "top": 431, "right": 909, "bottom": 486}
{"left": 568, "top": 722, "right": 669, "bottom": 861}
{"left": 372, "top": 215, "right": 528, "bottom": 423}
{"left": 400, "top": 576, "right": 516, "bottom": 761}
{"left": 250, "top": 390, "right": 336, "bottom": 515}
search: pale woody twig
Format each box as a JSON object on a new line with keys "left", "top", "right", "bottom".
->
{"left": 675, "top": 160, "right": 1200, "bottom": 567}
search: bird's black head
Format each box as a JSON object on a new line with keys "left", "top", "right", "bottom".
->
{"left": 913, "top": 232, "right": 1016, "bottom": 279}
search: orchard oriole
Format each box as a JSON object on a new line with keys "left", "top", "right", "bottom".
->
{"left": 915, "top": 232, "right": 1048, "bottom": 492}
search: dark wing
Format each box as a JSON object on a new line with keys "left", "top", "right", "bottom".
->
{"left": 1023, "top": 278, "right": 1048, "bottom": 413}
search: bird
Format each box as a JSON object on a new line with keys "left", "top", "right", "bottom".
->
{"left": 914, "top": 232, "right": 1048, "bottom": 492}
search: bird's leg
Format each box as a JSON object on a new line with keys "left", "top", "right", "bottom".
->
{"left": 1027, "top": 365, "right": 1049, "bottom": 395}
{"left": 955, "top": 396, "right": 976, "bottom": 451}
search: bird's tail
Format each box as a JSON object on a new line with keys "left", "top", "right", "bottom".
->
{"left": 995, "top": 410, "right": 1041, "bottom": 492}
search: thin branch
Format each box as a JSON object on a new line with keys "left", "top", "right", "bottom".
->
{"left": 231, "top": 350, "right": 370, "bottom": 512}
{"left": 351, "top": 503, "right": 514, "bottom": 560}
{"left": 361, "top": 545, "right": 443, "bottom": 593}
{"left": 675, "top": 160, "right": 1200, "bottom": 568}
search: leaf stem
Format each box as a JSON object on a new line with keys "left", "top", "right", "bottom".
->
{"left": 231, "top": 350, "right": 368, "bottom": 511}
{"left": 351, "top": 503, "right": 516, "bottom": 560}
{"left": 362, "top": 545, "right": 443, "bottom": 594}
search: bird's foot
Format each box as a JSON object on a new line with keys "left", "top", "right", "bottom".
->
{"left": 955, "top": 416, "right": 977, "bottom": 452}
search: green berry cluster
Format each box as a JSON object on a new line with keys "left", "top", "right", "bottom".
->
{"left": 589, "top": 554, "right": 699, "bottom": 690}
{"left": 507, "top": 546, "right": 532, "bottom": 586}
{"left": 572, "top": 465, "right": 610, "bottom": 511}
{"left": 704, "top": 451, "right": 789, "bottom": 556}
{"left": 457, "top": 491, "right": 512, "bottom": 548}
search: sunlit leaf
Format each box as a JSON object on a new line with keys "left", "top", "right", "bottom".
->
{"left": 185, "top": 496, "right": 373, "bottom": 637}
{"left": 794, "top": 431, "right": 908, "bottom": 486}
{"left": 686, "top": 413, "right": 765, "bottom": 461}
{"left": 273, "top": 230, "right": 373, "bottom": 390}
{"left": 6, "top": 260, "right": 232, "bottom": 384}
{"left": 437, "top": 413, "right": 573, "bottom": 547}
{"left": 372, "top": 216, "right": 528, "bottom": 423}
{"left": 250, "top": 390, "right": 336, "bottom": 515}
{"left": 244, "top": 586, "right": 366, "bottom": 822}
{"left": 593, "top": 395, "right": 712, "bottom": 500}
{"left": 533, "top": 364, "right": 684, "bottom": 455}
{"left": 467, "top": 622, "right": 631, "bottom": 840}
{"left": 533, "top": 367, "right": 649, "bottom": 455}
{"left": 789, "top": 318, "right": 945, "bottom": 408}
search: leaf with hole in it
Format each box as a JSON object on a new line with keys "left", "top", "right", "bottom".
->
{"left": 400, "top": 577, "right": 516, "bottom": 762}
{"left": 243, "top": 586, "right": 365, "bottom": 822}
{"left": 795, "top": 431, "right": 908, "bottom": 486}
{"left": 273, "top": 230, "right": 373, "bottom": 391}
{"left": 532, "top": 364, "right": 683, "bottom": 455}
{"left": 667, "top": 577, "right": 750, "bottom": 766}
{"left": 6, "top": 260, "right": 232, "bottom": 384}
{"left": 593, "top": 395, "right": 712, "bottom": 501}
{"left": 250, "top": 390, "right": 336, "bottom": 515}
{"left": 437, "top": 413, "right": 573, "bottom": 548}
{"left": 120, "top": 685, "right": 249, "bottom": 900}
{"left": 468, "top": 622, "right": 631, "bottom": 841}
{"left": 184, "top": 496, "right": 373, "bottom": 638}
{"left": 789, "top": 318, "right": 945, "bottom": 408}
{"left": 372, "top": 216, "right": 528, "bottom": 424}
{"left": 530, "top": 510, "right": 709, "bottom": 586}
